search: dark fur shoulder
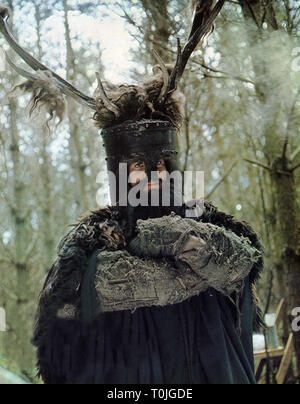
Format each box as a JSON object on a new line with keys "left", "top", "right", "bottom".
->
{"left": 58, "top": 205, "right": 125, "bottom": 253}
{"left": 32, "top": 205, "right": 126, "bottom": 373}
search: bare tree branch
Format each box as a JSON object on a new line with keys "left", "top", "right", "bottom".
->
{"left": 291, "top": 163, "right": 300, "bottom": 172}
{"left": 290, "top": 145, "right": 300, "bottom": 162}
{"left": 282, "top": 89, "right": 300, "bottom": 159}
{"left": 206, "top": 159, "right": 238, "bottom": 199}
{"left": 244, "top": 158, "right": 271, "bottom": 170}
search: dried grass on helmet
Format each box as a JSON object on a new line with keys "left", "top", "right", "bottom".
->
{"left": 93, "top": 65, "right": 184, "bottom": 130}
{"left": 9, "top": 65, "right": 184, "bottom": 130}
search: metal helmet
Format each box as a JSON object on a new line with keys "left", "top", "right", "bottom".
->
{"left": 101, "top": 119, "right": 181, "bottom": 204}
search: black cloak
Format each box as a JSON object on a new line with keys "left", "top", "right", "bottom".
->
{"left": 33, "top": 201, "right": 263, "bottom": 384}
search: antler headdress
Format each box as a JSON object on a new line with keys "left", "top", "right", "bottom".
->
{"left": 0, "top": 1, "right": 225, "bottom": 129}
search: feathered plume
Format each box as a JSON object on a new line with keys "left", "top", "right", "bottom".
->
{"left": 10, "top": 68, "right": 66, "bottom": 128}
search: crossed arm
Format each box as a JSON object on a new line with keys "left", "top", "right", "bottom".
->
{"left": 128, "top": 214, "right": 262, "bottom": 296}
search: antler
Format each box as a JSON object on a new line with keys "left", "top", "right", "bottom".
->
{"left": 159, "top": 0, "right": 226, "bottom": 105}
{"left": 0, "top": 6, "right": 96, "bottom": 110}
{"left": 0, "top": 3, "right": 225, "bottom": 129}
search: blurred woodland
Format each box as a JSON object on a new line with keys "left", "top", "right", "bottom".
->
{"left": 0, "top": 0, "right": 299, "bottom": 384}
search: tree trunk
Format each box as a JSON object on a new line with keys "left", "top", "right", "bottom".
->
{"left": 7, "top": 97, "right": 33, "bottom": 375}
{"left": 3, "top": 0, "right": 35, "bottom": 376}
{"left": 141, "top": 0, "right": 172, "bottom": 64}
{"left": 238, "top": 0, "right": 300, "bottom": 375}
{"left": 35, "top": 3, "right": 55, "bottom": 266}
{"left": 271, "top": 158, "right": 300, "bottom": 373}
{"left": 63, "top": 0, "right": 88, "bottom": 211}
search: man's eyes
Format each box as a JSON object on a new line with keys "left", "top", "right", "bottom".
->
{"left": 133, "top": 160, "right": 165, "bottom": 169}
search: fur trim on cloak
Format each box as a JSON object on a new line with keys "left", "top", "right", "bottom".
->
{"left": 32, "top": 201, "right": 264, "bottom": 381}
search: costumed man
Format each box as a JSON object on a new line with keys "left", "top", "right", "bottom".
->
{"left": 0, "top": 1, "right": 264, "bottom": 384}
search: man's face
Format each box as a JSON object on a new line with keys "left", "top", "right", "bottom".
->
{"left": 121, "top": 157, "right": 183, "bottom": 232}
{"left": 128, "top": 158, "right": 167, "bottom": 192}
